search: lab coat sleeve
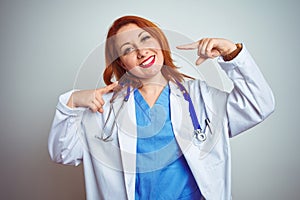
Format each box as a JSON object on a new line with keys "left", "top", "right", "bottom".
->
{"left": 218, "top": 45, "right": 275, "bottom": 137}
{"left": 48, "top": 90, "right": 86, "bottom": 166}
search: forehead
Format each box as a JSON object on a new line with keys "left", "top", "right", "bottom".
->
{"left": 115, "top": 24, "right": 145, "bottom": 45}
{"left": 117, "top": 23, "right": 143, "bottom": 35}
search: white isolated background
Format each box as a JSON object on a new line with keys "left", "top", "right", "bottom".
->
{"left": 0, "top": 0, "right": 299, "bottom": 199}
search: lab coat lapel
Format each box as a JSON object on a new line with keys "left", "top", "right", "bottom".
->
{"left": 112, "top": 94, "right": 137, "bottom": 200}
{"left": 169, "top": 82, "right": 195, "bottom": 150}
{"left": 169, "top": 82, "right": 210, "bottom": 197}
{"left": 170, "top": 81, "right": 227, "bottom": 199}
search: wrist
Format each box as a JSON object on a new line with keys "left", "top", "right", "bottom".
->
{"left": 67, "top": 93, "right": 76, "bottom": 108}
{"left": 222, "top": 43, "right": 243, "bottom": 61}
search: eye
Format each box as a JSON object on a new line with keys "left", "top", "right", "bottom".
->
{"left": 123, "top": 46, "right": 135, "bottom": 55}
{"left": 141, "top": 35, "right": 151, "bottom": 42}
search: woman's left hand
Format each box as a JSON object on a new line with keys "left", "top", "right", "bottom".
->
{"left": 176, "top": 38, "right": 237, "bottom": 65}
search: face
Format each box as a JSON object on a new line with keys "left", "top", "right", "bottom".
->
{"left": 115, "top": 23, "right": 164, "bottom": 79}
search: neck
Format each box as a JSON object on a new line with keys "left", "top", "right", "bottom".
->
{"left": 138, "top": 72, "right": 168, "bottom": 107}
{"left": 139, "top": 71, "right": 167, "bottom": 93}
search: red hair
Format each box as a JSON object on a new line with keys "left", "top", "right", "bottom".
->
{"left": 103, "top": 15, "right": 187, "bottom": 85}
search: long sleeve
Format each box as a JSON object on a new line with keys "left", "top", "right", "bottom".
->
{"left": 48, "top": 90, "right": 86, "bottom": 166}
{"left": 218, "top": 44, "right": 275, "bottom": 137}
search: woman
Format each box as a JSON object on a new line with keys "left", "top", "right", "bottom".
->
{"left": 48, "top": 15, "right": 275, "bottom": 199}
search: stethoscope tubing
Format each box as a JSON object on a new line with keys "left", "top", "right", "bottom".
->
{"left": 96, "top": 81, "right": 208, "bottom": 142}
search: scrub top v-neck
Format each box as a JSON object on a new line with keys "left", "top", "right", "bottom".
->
{"left": 134, "top": 84, "right": 202, "bottom": 200}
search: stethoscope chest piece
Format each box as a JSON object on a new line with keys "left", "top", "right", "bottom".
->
{"left": 193, "top": 129, "right": 206, "bottom": 147}
{"left": 194, "top": 129, "right": 207, "bottom": 142}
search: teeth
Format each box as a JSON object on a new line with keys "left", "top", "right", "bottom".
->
{"left": 141, "top": 56, "right": 154, "bottom": 66}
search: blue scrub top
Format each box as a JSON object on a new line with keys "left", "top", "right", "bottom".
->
{"left": 134, "top": 85, "right": 202, "bottom": 200}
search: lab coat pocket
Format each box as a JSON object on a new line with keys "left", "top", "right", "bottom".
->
{"left": 193, "top": 117, "right": 223, "bottom": 160}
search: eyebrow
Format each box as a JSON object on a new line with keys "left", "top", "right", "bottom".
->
{"left": 119, "top": 30, "right": 147, "bottom": 50}
{"left": 138, "top": 30, "right": 147, "bottom": 38}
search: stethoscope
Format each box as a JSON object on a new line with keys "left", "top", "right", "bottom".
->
{"left": 95, "top": 80, "right": 209, "bottom": 144}
{"left": 174, "top": 79, "right": 209, "bottom": 143}
{"left": 95, "top": 84, "right": 131, "bottom": 142}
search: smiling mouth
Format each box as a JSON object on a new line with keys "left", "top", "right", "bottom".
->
{"left": 140, "top": 55, "right": 155, "bottom": 68}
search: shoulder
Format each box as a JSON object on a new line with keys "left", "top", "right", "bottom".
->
{"left": 184, "top": 79, "right": 224, "bottom": 97}
{"left": 184, "top": 79, "right": 228, "bottom": 116}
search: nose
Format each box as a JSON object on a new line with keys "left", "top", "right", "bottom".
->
{"left": 137, "top": 48, "right": 148, "bottom": 59}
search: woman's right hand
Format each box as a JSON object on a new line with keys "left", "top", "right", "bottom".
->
{"left": 67, "top": 82, "right": 118, "bottom": 113}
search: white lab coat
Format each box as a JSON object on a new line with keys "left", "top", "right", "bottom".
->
{"left": 48, "top": 45, "right": 275, "bottom": 200}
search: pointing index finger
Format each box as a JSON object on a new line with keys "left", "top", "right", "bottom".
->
{"left": 176, "top": 41, "right": 199, "bottom": 50}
